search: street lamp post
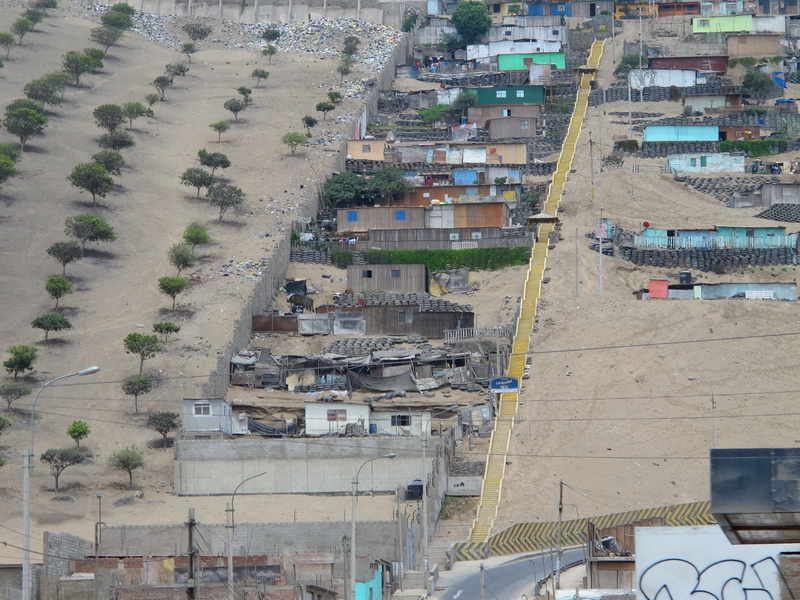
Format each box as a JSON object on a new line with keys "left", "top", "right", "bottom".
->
{"left": 23, "top": 366, "right": 99, "bottom": 600}
{"left": 688, "top": 377, "right": 716, "bottom": 449}
{"left": 94, "top": 492, "right": 103, "bottom": 598}
{"left": 420, "top": 405, "right": 458, "bottom": 582}
{"left": 350, "top": 454, "right": 396, "bottom": 600}
{"left": 227, "top": 471, "right": 270, "bottom": 600}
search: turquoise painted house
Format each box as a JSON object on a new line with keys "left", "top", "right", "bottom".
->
{"left": 643, "top": 125, "right": 719, "bottom": 142}
{"left": 497, "top": 53, "right": 566, "bottom": 70}
{"left": 356, "top": 563, "right": 385, "bottom": 600}
{"left": 692, "top": 14, "right": 753, "bottom": 33}
{"left": 474, "top": 86, "right": 545, "bottom": 105}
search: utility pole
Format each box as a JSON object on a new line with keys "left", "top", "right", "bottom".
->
{"left": 575, "top": 228, "right": 579, "bottom": 298}
{"left": 611, "top": 13, "right": 616, "bottom": 64}
{"left": 599, "top": 207, "right": 604, "bottom": 300}
{"left": 556, "top": 480, "right": 563, "bottom": 589}
{"left": 628, "top": 75, "right": 633, "bottom": 140}
{"left": 480, "top": 564, "right": 485, "bottom": 600}
{"left": 226, "top": 502, "right": 234, "bottom": 600}
{"left": 598, "top": 105, "right": 604, "bottom": 173}
{"left": 589, "top": 132, "right": 595, "bottom": 204}
{"left": 187, "top": 508, "right": 197, "bottom": 599}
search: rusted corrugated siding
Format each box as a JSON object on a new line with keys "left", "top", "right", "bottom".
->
{"left": 252, "top": 314, "right": 298, "bottom": 332}
{"left": 346, "top": 264, "right": 429, "bottom": 293}
{"left": 363, "top": 306, "right": 474, "bottom": 337}
{"left": 649, "top": 56, "right": 728, "bottom": 73}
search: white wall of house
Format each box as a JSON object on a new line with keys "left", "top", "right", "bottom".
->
{"left": 182, "top": 398, "right": 236, "bottom": 435}
{"left": 371, "top": 410, "right": 431, "bottom": 436}
{"left": 666, "top": 152, "right": 745, "bottom": 174}
{"left": 753, "top": 15, "right": 786, "bottom": 32}
{"left": 305, "top": 402, "right": 370, "bottom": 435}
{"left": 629, "top": 69, "right": 697, "bottom": 90}
{"left": 466, "top": 40, "right": 561, "bottom": 60}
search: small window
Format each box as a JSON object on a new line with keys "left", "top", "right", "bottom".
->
{"left": 395, "top": 210, "right": 406, "bottom": 220}
{"left": 700, "top": 156, "right": 708, "bottom": 167}
{"left": 194, "top": 402, "right": 211, "bottom": 416}
{"left": 690, "top": 158, "right": 697, "bottom": 167}
{"left": 399, "top": 311, "right": 414, "bottom": 324}
{"left": 391, "top": 269, "right": 401, "bottom": 278}
{"left": 552, "top": 29, "right": 559, "bottom": 35}
{"left": 516, "top": 90, "right": 525, "bottom": 98}
{"left": 557, "top": 4, "right": 565, "bottom": 10}
{"left": 496, "top": 90, "right": 507, "bottom": 98}
{"left": 504, "top": 30, "right": 512, "bottom": 36}
{"left": 493, "top": 3, "right": 501, "bottom": 12}
{"left": 520, "top": 119, "right": 529, "bottom": 129}
{"left": 362, "top": 144, "right": 371, "bottom": 153}
{"left": 362, "top": 269, "right": 373, "bottom": 278}
{"left": 698, "top": 18, "right": 709, "bottom": 26}
{"left": 471, "top": 232, "right": 483, "bottom": 239}
{"left": 348, "top": 211, "right": 358, "bottom": 222}
{"left": 449, "top": 233, "right": 460, "bottom": 240}
{"left": 391, "top": 415, "right": 412, "bottom": 427}
{"left": 502, "top": 109, "right": 511, "bottom": 116}
{"left": 327, "top": 409, "right": 347, "bottom": 422}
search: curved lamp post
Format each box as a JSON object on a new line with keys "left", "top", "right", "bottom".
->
{"left": 350, "top": 453, "right": 396, "bottom": 600}
{"left": 688, "top": 376, "right": 716, "bottom": 449}
{"left": 23, "top": 366, "right": 100, "bottom": 600}
{"left": 227, "top": 471, "right": 270, "bottom": 600}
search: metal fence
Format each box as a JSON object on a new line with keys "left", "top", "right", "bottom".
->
{"left": 634, "top": 235, "right": 798, "bottom": 249}
{"left": 444, "top": 326, "right": 513, "bottom": 344}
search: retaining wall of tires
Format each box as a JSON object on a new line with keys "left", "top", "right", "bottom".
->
{"left": 618, "top": 246, "right": 796, "bottom": 272}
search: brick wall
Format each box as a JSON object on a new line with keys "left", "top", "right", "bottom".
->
{"left": 779, "top": 553, "right": 800, "bottom": 598}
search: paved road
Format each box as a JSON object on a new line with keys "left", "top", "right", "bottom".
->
{"left": 437, "top": 548, "right": 586, "bottom": 600}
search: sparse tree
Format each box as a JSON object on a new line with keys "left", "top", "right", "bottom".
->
{"left": 152, "top": 75, "right": 172, "bottom": 100}
{"left": 123, "top": 333, "right": 162, "bottom": 376}
{"left": 165, "top": 62, "right": 189, "bottom": 78}
{"left": 24, "top": 76, "right": 64, "bottom": 107}
{"left": 121, "top": 101, "right": 148, "bottom": 129}
{"left": 93, "top": 104, "right": 125, "bottom": 132}
{"left": 282, "top": 132, "right": 306, "bottom": 155}
{"left": 110, "top": 2, "right": 135, "bottom": 15}
{"left": 252, "top": 69, "right": 269, "bottom": 87}
{"left": 167, "top": 243, "right": 197, "bottom": 275}
{"left": 197, "top": 148, "right": 230, "bottom": 175}
{"left": 336, "top": 61, "right": 351, "bottom": 81}
{"left": 261, "top": 27, "right": 280, "bottom": 42}
{"left": 11, "top": 18, "right": 33, "bottom": 44}
{"left": 180, "top": 167, "right": 215, "bottom": 197}
{"left": 262, "top": 44, "right": 277, "bottom": 63}
{"left": 67, "top": 163, "right": 114, "bottom": 207}
{"left": 147, "top": 411, "right": 180, "bottom": 445}
{"left": 183, "top": 221, "right": 211, "bottom": 248}
{"left": 45, "top": 276, "right": 72, "bottom": 309}
{"left": 366, "top": 166, "right": 409, "bottom": 202}
{"left": 89, "top": 25, "right": 124, "bottom": 53}
{"left": 316, "top": 101, "right": 335, "bottom": 120}
{"left": 4, "top": 107, "right": 48, "bottom": 151}
{"left": 4, "top": 345, "right": 37, "bottom": 379}
{"left": 108, "top": 446, "right": 145, "bottom": 489}
{"left": 92, "top": 150, "right": 125, "bottom": 176}
{"left": 0, "top": 32, "right": 14, "bottom": 58}
{"left": 158, "top": 276, "right": 188, "bottom": 310}
{"left": 62, "top": 50, "right": 100, "bottom": 85}
{"left": 343, "top": 35, "right": 360, "bottom": 56}
{"left": 0, "top": 156, "right": 17, "bottom": 187}
{"left": 83, "top": 47, "right": 106, "bottom": 70}
{"left": 302, "top": 115, "right": 318, "bottom": 133}
{"left": 153, "top": 321, "right": 180, "bottom": 342}
{"left": 31, "top": 314, "right": 72, "bottom": 340}
{"left": 207, "top": 183, "right": 245, "bottom": 221}
{"left": 121, "top": 377, "right": 151, "bottom": 413}
{"left": 0, "top": 416, "right": 10, "bottom": 435}
{"left": 22, "top": 8, "right": 46, "bottom": 30}
{"left": 181, "top": 42, "right": 196, "bottom": 62}
{"left": 41, "top": 448, "right": 86, "bottom": 492}
{"left": 450, "top": 89, "right": 477, "bottom": 116}
{"left": 327, "top": 91, "right": 342, "bottom": 103}
{"left": 223, "top": 98, "right": 246, "bottom": 122}
{"left": 98, "top": 129, "right": 135, "bottom": 152}
{"left": 66, "top": 420, "right": 90, "bottom": 448}
{"left": 64, "top": 213, "right": 117, "bottom": 249}
{"left": 47, "top": 241, "right": 83, "bottom": 275}
{"left": 183, "top": 23, "right": 212, "bottom": 42}
{"left": 741, "top": 71, "right": 777, "bottom": 106}
{"left": 209, "top": 120, "right": 230, "bottom": 141}
{"left": 100, "top": 10, "right": 132, "bottom": 30}
{"left": 451, "top": 0, "right": 491, "bottom": 44}
{"left": 144, "top": 93, "right": 159, "bottom": 108}
{"left": 322, "top": 171, "right": 366, "bottom": 208}
{"left": 43, "top": 71, "right": 71, "bottom": 100}
{"left": 237, "top": 86, "right": 252, "bottom": 105}
{"left": 0, "top": 382, "right": 32, "bottom": 412}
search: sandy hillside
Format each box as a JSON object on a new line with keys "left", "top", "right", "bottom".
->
{"left": 495, "top": 28, "right": 800, "bottom": 529}
{"left": 0, "top": 4, "right": 400, "bottom": 561}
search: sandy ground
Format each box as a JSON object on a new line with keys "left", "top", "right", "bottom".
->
{"left": 0, "top": 3, "right": 395, "bottom": 562}
{"left": 494, "top": 28, "right": 800, "bottom": 529}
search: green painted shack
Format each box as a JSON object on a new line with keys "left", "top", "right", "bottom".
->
{"left": 498, "top": 52, "right": 566, "bottom": 70}
{"left": 691, "top": 14, "right": 753, "bottom": 33}
{"left": 474, "top": 85, "right": 545, "bottom": 105}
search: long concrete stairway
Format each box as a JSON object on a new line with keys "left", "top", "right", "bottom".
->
{"left": 468, "top": 40, "right": 606, "bottom": 544}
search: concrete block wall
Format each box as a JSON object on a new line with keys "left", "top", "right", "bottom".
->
{"left": 173, "top": 436, "right": 435, "bottom": 495}
{"left": 0, "top": 588, "right": 22, "bottom": 600}
{"left": 43, "top": 532, "right": 95, "bottom": 578}
{"left": 0, "top": 567, "right": 21, "bottom": 595}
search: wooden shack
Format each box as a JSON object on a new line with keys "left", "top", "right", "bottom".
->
{"left": 347, "top": 264, "right": 429, "bottom": 293}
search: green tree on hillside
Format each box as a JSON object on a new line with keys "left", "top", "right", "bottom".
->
{"left": 181, "top": 42, "right": 196, "bottom": 62}
{"left": 66, "top": 420, "right": 90, "bottom": 447}
{"left": 252, "top": 69, "right": 269, "bottom": 87}
{"left": 0, "top": 33, "right": 14, "bottom": 58}
{"left": 45, "top": 276, "right": 72, "bottom": 308}
{"left": 315, "top": 101, "right": 335, "bottom": 120}
{"left": 98, "top": 130, "right": 135, "bottom": 152}
{"left": 153, "top": 321, "right": 180, "bottom": 342}
{"left": 46, "top": 241, "right": 83, "bottom": 275}
{"left": 4, "top": 106, "right": 48, "bottom": 151}
{"left": 180, "top": 167, "right": 215, "bottom": 197}
{"left": 11, "top": 18, "right": 33, "bottom": 44}
{"left": 21, "top": 9, "right": 46, "bottom": 30}
{"left": 322, "top": 171, "right": 366, "bottom": 207}
{"left": 207, "top": 183, "right": 245, "bottom": 221}
{"left": 451, "top": 1, "right": 491, "bottom": 44}
{"left": 109, "top": 446, "right": 145, "bottom": 489}
{"left": 89, "top": 25, "right": 124, "bottom": 54}
{"left": 223, "top": 98, "right": 246, "bottom": 122}
{"left": 209, "top": 120, "right": 230, "bottom": 141}
{"left": 64, "top": 213, "right": 117, "bottom": 248}
{"left": 41, "top": 448, "right": 86, "bottom": 492}
{"left": 100, "top": 10, "right": 132, "bottom": 30}
{"left": 0, "top": 382, "right": 31, "bottom": 412}
{"left": 167, "top": 243, "right": 197, "bottom": 275}
{"left": 147, "top": 411, "right": 180, "bottom": 445}
{"left": 67, "top": 163, "right": 114, "bottom": 206}
{"left": 0, "top": 156, "right": 17, "bottom": 188}
{"left": 197, "top": 148, "right": 230, "bottom": 174}
{"left": 122, "top": 101, "right": 149, "bottom": 129}
{"left": 4, "top": 345, "right": 37, "bottom": 379}
{"left": 152, "top": 75, "right": 172, "bottom": 100}
{"left": 183, "top": 23, "right": 212, "bottom": 42}
{"left": 92, "top": 150, "right": 125, "bottom": 176}
{"left": 281, "top": 132, "right": 306, "bottom": 155}
{"left": 262, "top": 44, "right": 277, "bottom": 63}
{"left": 182, "top": 221, "right": 211, "bottom": 248}
{"left": 62, "top": 50, "right": 101, "bottom": 85}
{"left": 122, "top": 377, "right": 151, "bottom": 413}
{"left": 93, "top": 104, "right": 125, "bottom": 132}
{"left": 123, "top": 333, "right": 162, "bottom": 376}
{"left": 31, "top": 314, "right": 72, "bottom": 340}
{"left": 158, "top": 276, "right": 188, "bottom": 310}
